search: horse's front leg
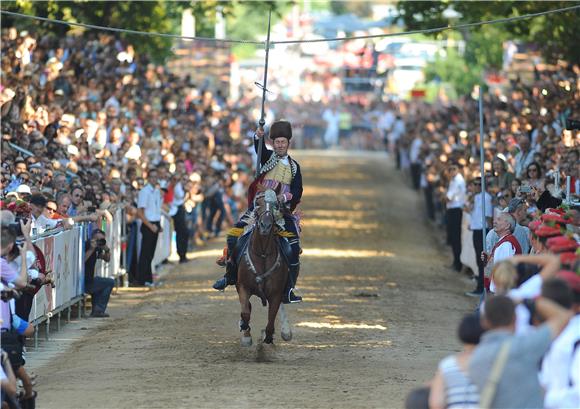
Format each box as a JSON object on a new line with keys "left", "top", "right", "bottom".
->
{"left": 264, "top": 296, "right": 282, "bottom": 344}
{"left": 237, "top": 285, "right": 253, "bottom": 346}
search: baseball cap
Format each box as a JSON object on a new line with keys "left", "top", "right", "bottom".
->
{"left": 16, "top": 184, "right": 31, "bottom": 195}
{"left": 507, "top": 198, "right": 525, "bottom": 213}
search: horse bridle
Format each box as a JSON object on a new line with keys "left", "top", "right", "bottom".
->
{"left": 245, "top": 201, "right": 281, "bottom": 284}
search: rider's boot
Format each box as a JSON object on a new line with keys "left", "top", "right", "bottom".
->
{"left": 212, "top": 236, "right": 238, "bottom": 291}
{"left": 283, "top": 263, "right": 302, "bottom": 304}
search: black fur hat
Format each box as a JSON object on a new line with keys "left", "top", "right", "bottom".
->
{"left": 269, "top": 120, "right": 292, "bottom": 141}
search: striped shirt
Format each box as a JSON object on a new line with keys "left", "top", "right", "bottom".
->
{"left": 439, "top": 355, "right": 480, "bottom": 409}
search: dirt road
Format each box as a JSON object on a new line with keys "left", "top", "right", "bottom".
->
{"left": 34, "top": 151, "right": 473, "bottom": 409}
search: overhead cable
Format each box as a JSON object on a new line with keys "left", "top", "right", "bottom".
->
{"left": 1, "top": 4, "right": 579, "bottom": 46}
{"left": 272, "top": 4, "right": 580, "bottom": 44}
{"left": 0, "top": 10, "right": 263, "bottom": 45}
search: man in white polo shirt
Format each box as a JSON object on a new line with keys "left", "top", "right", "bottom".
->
{"left": 466, "top": 177, "right": 493, "bottom": 297}
{"left": 446, "top": 162, "right": 466, "bottom": 272}
{"left": 137, "top": 168, "right": 162, "bottom": 286}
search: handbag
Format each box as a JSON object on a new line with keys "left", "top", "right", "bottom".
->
{"left": 479, "top": 340, "right": 512, "bottom": 409}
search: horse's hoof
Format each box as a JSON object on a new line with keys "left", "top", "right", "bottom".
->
{"left": 241, "top": 336, "right": 253, "bottom": 347}
{"left": 281, "top": 330, "right": 293, "bottom": 342}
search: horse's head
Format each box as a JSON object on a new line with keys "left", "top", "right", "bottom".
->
{"left": 255, "top": 189, "right": 278, "bottom": 236}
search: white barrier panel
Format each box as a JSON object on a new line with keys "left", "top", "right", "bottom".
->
{"left": 460, "top": 212, "right": 478, "bottom": 275}
{"left": 30, "top": 224, "right": 85, "bottom": 323}
{"left": 95, "top": 207, "right": 124, "bottom": 279}
{"left": 152, "top": 214, "right": 172, "bottom": 272}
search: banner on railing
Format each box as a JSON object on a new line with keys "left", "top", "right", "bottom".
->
{"left": 152, "top": 215, "right": 172, "bottom": 271}
{"left": 30, "top": 225, "right": 85, "bottom": 322}
{"left": 95, "top": 207, "right": 124, "bottom": 279}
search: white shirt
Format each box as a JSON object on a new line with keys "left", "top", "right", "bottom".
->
{"left": 409, "top": 137, "right": 422, "bottom": 164}
{"left": 469, "top": 192, "right": 493, "bottom": 230}
{"left": 137, "top": 184, "right": 162, "bottom": 222}
{"left": 493, "top": 237, "right": 518, "bottom": 263}
{"left": 508, "top": 274, "right": 543, "bottom": 334}
{"left": 124, "top": 144, "right": 142, "bottom": 161}
{"left": 489, "top": 235, "right": 518, "bottom": 293}
{"left": 446, "top": 174, "right": 466, "bottom": 209}
{"left": 377, "top": 110, "right": 395, "bottom": 132}
{"left": 540, "top": 315, "right": 580, "bottom": 409}
{"left": 31, "top": 213, "right": 59, "bottom": 234}
{"left": 388, "top": 119, "right": 405, "bottom": 144}
{"left": 169, "top": 182, "right": 185, "bottom": 217}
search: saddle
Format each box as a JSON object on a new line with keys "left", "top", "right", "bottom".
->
{"left": 231, "top": 228, "right": 292, "bottom": 272}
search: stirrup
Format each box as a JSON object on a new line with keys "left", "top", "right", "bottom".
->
{"left": 283, "top": 288, "right": 302, "bottom": 304}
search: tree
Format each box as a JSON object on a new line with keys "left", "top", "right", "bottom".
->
{"left": 397, "top": 1, "right": 580, "bottom": 64}
{"left": 425, "top": 49, "right": 481, "bottom": 96}
{"left": 1, "top": 1, "right": 289, "bottom": 63}
{"left": 1, "top": 0, "right": 186, "bottom": 62}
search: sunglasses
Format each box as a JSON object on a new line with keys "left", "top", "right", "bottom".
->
{"left": 46, "top": 206, "right": 57, "bottom": 212}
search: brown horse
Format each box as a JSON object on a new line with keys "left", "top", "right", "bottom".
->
{"left": 236, "top": 190, "right": 292, "bottom": 346}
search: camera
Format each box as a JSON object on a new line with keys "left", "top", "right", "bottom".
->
{"left": 96, "top": 238, "right": 106, "bottom": 247}
{"left": 7, "top": 221, "right": 23, "bottom": 237}
{"left": 87, "top": 206, "right": 97, "bottom": 213}
{"left": 0, "top": 289, "right": 20, "bottom": 302}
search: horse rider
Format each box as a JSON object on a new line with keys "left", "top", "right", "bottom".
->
{"left": 212, "top": 120, "right": 304, "bottom": 303}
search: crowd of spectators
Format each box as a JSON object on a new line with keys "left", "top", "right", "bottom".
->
{"left": 0, "top": 26, "right": 264, "bottom": 405}
{"left": 395, "top": 64, "right": 580, "bottom": 408}
{"left": 0, "top": 27, "right": 264, "bottom": 277}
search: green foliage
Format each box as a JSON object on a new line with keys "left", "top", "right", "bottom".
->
{"left": 463, "top": 25, "right": 508, "bottom": 70}
{"left": 330, "top": 0, "right": 373, "bottom": 18}
{"left": 397, "top": 0, "right": 580, "bottom": 64}
{"left": 425, "top": 49, "right": 482, "bottom": 96}
{"left": 1, "top": 0, "right": 186, "bottom": 62}
{"left": 1, "top": 0, "right": 292, "bottom": 63}
{"left": 226, "top": 1, "right": 291, "bottom": 60}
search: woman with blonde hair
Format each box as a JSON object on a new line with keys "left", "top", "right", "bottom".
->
{"left": 486, "top": 254, "right": 561, "bottom": 333}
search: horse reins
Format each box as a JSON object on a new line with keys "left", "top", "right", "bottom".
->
{"left": 245, "top": 204, "right": 281, "bottom": 285}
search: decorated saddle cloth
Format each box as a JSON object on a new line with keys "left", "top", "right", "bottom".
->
{"left": 230, "top": 227, "right": 293, "bottom": 268}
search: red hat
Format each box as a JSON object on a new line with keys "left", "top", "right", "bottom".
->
{"left": 541, "top": 213, "right": 569, "bottom": 226}
{"left": 560, "top": 252, "right": 579, "bottom": 267}
{"left": 535, "top": 224, "right": 562, "bottom": 238}
{"left": 557, "top": 270, "right": 580, "bottom": 293}
{"left": 547, "top": 236, "right": 579, "bottom": 253}
{"left": 545, "top": 208, "right": 566, "bottom": 215}
{"left": 528, "top": 220, "right": 541, "bottom": 232}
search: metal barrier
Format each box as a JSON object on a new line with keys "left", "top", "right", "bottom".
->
{"left": 27, "top": 206, "right": 127, "bottom": 346}
{"left": 29, "top": 223, "right": 86, "bottom": 347}
{"left": 25, "top": 206, "right": 174, "bottom": 347}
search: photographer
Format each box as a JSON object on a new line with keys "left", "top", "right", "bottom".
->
{"left": 84, "top": 229, "right": 114, "bottom": 318}
{"left": 1, "top": 224, "right": 36, "bottom": 409}
{"left": 0, "top": 224, "right": 29, "bottom": 289}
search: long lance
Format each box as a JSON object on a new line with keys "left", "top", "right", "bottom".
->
{"left": 256, "top": 8, "right": 272, "bottom": 178}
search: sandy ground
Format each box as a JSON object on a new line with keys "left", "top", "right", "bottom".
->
{"left": 32, "top": 151, "right": 474, "bottom": 409}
